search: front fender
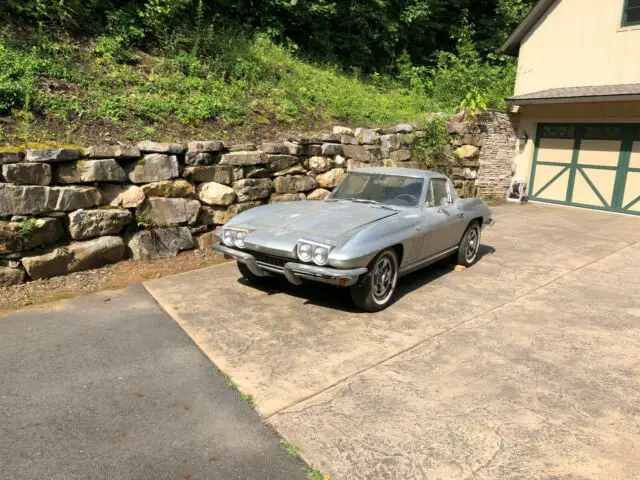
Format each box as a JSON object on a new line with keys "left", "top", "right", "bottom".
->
{"left": 329, "top": 211, "right": 421, "bottom": 269}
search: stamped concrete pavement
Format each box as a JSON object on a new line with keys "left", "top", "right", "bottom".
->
{"left": 145, "top": 204, "right": 640, "bottom": 479}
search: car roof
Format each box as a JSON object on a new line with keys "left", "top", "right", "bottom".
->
{"left": 351, "top": 167, "right": 446, "bottom": 180}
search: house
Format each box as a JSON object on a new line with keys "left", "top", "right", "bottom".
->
{"left": 501, "top": 0, "right": 640, "bottom": 216}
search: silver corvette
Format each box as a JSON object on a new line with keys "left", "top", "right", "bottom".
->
{"left": 213, "top": 167, "right": 493, "bottom": 311}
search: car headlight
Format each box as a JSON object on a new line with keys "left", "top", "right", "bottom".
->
{"left": 234, "top": 231, "right": 247, "bottom": 248}
{"left": 297, "top": 242, "right": 313, "bottom": 262}
{"left": 222, "top": 229, "right": 236, "bottom": 246}
{"left": 297, "top": 239, "right": 333, "bottom": 265}
{"left": 312, "top": 246, "right": 329, "bottom": 265}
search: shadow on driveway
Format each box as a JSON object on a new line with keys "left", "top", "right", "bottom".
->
{"left": 236, "top": 243, "right": 497, "bottom": 311}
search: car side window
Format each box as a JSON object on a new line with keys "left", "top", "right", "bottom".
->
{"left": 428, "top": 179, "right": 449, "bottom": 207}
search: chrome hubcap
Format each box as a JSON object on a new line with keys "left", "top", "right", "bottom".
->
{"left": 465, "top": 228, "right": 480, "bottom": 262}
{"left": 372, "top": 255, "right": 395, "bottom": 301}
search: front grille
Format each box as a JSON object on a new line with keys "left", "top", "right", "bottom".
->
{"left": 247, "top": 250, "right": 291, "bottom": 269}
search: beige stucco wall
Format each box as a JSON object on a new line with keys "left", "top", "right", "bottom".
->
{"left": 514, "top": 0, "right": 640, "bottom": 96}
{"left": 512, "top": 101, "right": 640, "bottom": 186}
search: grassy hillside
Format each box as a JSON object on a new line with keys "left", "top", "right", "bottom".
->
{"left": 0, "top": 32, "right": 437, "bottom": 144}
{"left": 0, "top": 24, "right": 515, "bottom": 145}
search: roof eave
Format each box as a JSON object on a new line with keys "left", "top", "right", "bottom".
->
{"left": 499, "top": 0, "right": 559, "bottom": 56}
{"left": 506, "top": 93, "right": 640, "bottom": 105}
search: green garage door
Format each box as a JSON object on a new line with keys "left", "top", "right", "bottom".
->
{"left": 529, "top": 124, "right": 640, "bottom": 216}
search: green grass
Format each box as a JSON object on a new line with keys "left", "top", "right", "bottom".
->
{"left": 0, "top": 32, "right": 440, "bottom": 144}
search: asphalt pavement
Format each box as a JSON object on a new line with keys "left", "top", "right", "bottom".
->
{"left": 0, "top": 284, "right": 306, "bottom": 480}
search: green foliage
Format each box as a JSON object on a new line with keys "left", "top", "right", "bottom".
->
{"left": 427, "top": 18, "right": 517, "bottom": 113}
{"left": 0, "top": 0, "right": 534, "bottom": 139}
{"left": 281, "top": 440, "right": 301, "bottom": 458}
{"left": 409, "top": 116, "right": 450, "bottom": 168}
{"left": 17, "top": 218, "right": 43, "bottom": 238}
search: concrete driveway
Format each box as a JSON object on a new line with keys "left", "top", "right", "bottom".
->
{"left": 145, "top": 203, "right": 640, "bottom": 480}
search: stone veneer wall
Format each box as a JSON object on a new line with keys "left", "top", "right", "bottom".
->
{"left": 475, "top": 111, "right": 519, "bottom": 199}
{"left": 0, "top": 113, "right": 513, "bottom": 287}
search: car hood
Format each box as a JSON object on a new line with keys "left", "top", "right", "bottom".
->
{"left": 233, "top": 200, "right": 398, "bottom": 242}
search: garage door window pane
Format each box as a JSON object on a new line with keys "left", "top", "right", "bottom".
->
{"left": 540, "top": 125, "right": 576, "bottom": 139}
{"left": 583, "top": 125, "right": 624, "bottom": 140}
{"left": 623, "top": 0, "right": 640, "bottom": 26}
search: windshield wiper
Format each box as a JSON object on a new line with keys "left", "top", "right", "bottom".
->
{"left": 347, "top": 198, "right": 395, "bottom": 210}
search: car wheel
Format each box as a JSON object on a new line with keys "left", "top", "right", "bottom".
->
{"left": 350, "top": 249, "right": 399, "bottom": 312}
{"left": 456, "top": 221, "right": 481, "bottom": 267}
{"left": 237, "top": 261, "right": 265, "bottom": 283}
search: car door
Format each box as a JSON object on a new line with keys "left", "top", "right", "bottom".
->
{"left": 420, "top": 178, "right": 465, "bottom": 258}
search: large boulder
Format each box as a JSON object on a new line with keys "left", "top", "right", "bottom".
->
{"left": 220, "top": 151, "right": 266, "bottom": 166}
{"left": 198, "top": 201, "right": 262, "bottom": 226}
{"left": 194, "top": 231, "right": 219, "bottom": 250}
{"left": 388, "top": 124, "right": 414, "bottom": 134}
{"left": 321, "top": 143, "right": 343, "bottom": 156}
{"left": 390, "top": 150, "right": 412, "bottom": 162}
{"left": 274, "top": 175, "right": 318, "bottom": 194}
{"left": 2, "top": 163, "right": 52, "bottom": 185}
{"left": 0, "top": 152, "right": 24, "bottom": 164}
{"left": 141, "top": 179, "right": 195, "bottom": 198}
{"left": 244, "top": 167, "right": 272, "bottom": 179}
{"left": 100, "top": 184, "right": 145, "bottom": 208}
{"left": 197, "top": 206, "right": 228, "bottom": 226}
{"left": 126, "top": 227, "right": 194, "bottom": 260}
{"left": 0, "top": 184, "right": 101, "bottom": 216}
{"left": 187, "top": 140, "right": 224, "bottom": 153}
{"left": 273, "top": 165, "right": 307, "bottom": 177}
{"left": 307, "top": 156, "right": 332, "bottom": 173}
{"left": 284, "top": 141, "right": 302, "bottom": 155}
{"left": 354, "top": 128, "right": 380, "bottom": 145}
{"left": 446, "top": 118, "right": 466, "bottom": 135}
{"left": 25, "top": 148, "right": 82, "bottom": 163}
{"left": 0, "top": 266, "right": 25, "bottom": 286}
{"left": 380, "top": 134, "right": 400, "bottom": 153}
{"left": 347, "top": 159, "right": 383, "bottom": 171}
{"left": 68, "top": 209, "right": 132, "bottom": 240}
{"left": 260, "top": 143, "right": 289, "bottom": 154}
{"left": 454, "top": 145, "right": 480, "bottom": 160}
{"left": 233, "top": 178, "right": 273, "bottom": 202}
{"left": 137, "top": 198, "right": 200, "bottom": 226}
{"left": 302, "top": 145, "right": 322, "bottom": 156}
{"left": 316, "top": 168, "right": 345, "bottom": 188}
{"left": 87, "top": 145, "right": 140, "bottom": 159}
{"left": 333, "top": 126, "right": 354, "bottom": 136}
{"left": 22, "top": 236, "right": 125, "bottom": 279}
{"left": 137, "top": 141, "right": 186, "bottom": 154}
{"left": 126, "top": 154, "right": 179, "bottom": 183}
{"left": 183, "top": 166, "right": 233, "bottom": 184}
{"left": 197, "top": 182, "right": 236, "bottom": 206}
{"left": 185, "top": 152, "right": 217, "bottom": 166}
{"left": 307, "top": 188, "right": 331, "bottom": 201}
{"left": 0, "top": 217, "right": 64, "bottom": 254}
{"left": 227, "top": 143, "right": 256, "bottom": 152}
{"left": 342, "top": 144, "right": 382, "bottom": 163}
{"left": 269, "top": 193, "right": 306, "bottom": 203}
{"left": 56, "top": 159, "right": 127, "bottom": 183}
{"left": 266, "top": 154, "right": 300, "bottom": 172}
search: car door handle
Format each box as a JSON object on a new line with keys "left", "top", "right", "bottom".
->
{"left": 415, "top": 226, "right": 422, "bottom": 231}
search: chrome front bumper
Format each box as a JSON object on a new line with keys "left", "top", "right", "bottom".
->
{"left": 213, "top": 243, "right": 367, "bottom": 287}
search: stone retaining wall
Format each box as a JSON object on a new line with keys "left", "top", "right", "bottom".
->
{"left": 0, "top": 112, "right": 514, "bottom": 287}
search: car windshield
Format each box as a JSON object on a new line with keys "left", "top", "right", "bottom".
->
{"left": 330, "top": 172, "right": 424, "bottom": 207}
